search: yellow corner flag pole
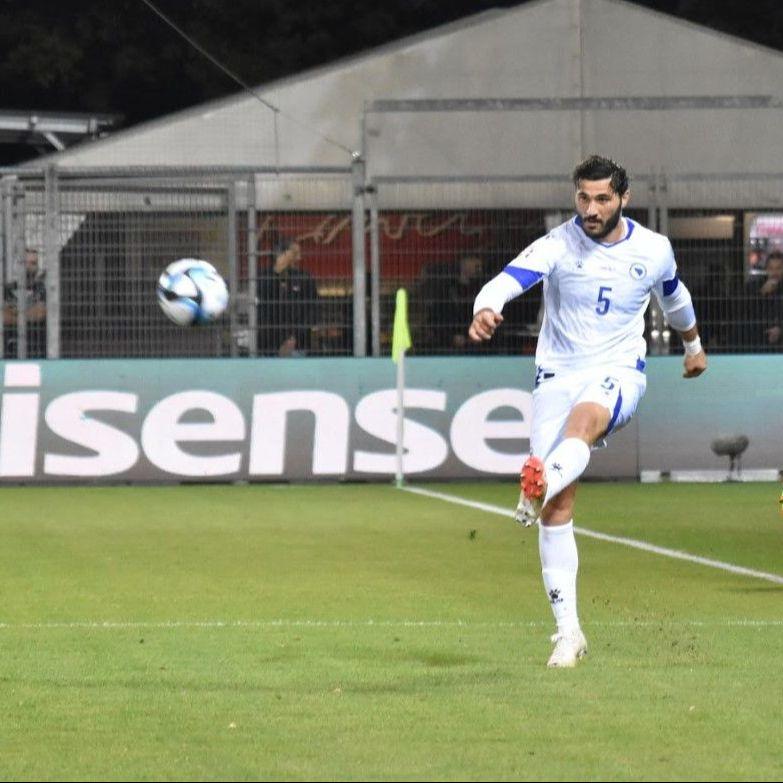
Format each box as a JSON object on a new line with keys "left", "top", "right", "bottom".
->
{"left": 392, "top": 288, "right": 412, "bottom": 487}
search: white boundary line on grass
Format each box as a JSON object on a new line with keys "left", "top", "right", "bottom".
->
{"left": 1, "top": 618, "right": 783, "bottom": 631}
{"left": 400, "top": 485, "right": 783, "bottom": 585}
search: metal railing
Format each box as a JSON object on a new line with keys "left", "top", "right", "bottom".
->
{"left": 2, "top": 166, "right": 782, "bottom": 358}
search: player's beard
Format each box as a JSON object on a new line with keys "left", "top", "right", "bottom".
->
{"left": 582, "top": 202, "right": 623, "bottom": 240}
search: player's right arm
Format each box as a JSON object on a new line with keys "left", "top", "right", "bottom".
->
{"left": 468, "top": 233, "right": 560, "bottom": 342}
{"left": 469, "top": 308, "right": 504, "bottom": 341}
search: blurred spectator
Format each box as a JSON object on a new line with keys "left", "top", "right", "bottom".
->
{"left": 760, "top": 252, "right": 783, "bottom": 347}
{"left": 3, "top": 248, "right": 47, "bottom": 358}
{"left": 256, "top": 239, "right": 320, "bottom": 357}
{"left": 419, "top": 255, "right": 484, "bottom": 352}
{"left": 688, "top": 258, "right": 731, "bottom": 352}
{"left": 739, "top": 251, "right": 783, "bottom": 351}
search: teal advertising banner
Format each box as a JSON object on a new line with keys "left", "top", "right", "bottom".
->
{"left": 641, "top": 356, "right": 783, "bottom": 473}
{"left": 0, "top": 356, "right": 779, "bottom": 483}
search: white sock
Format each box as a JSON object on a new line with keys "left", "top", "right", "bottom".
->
{"left": 543, "top": 438, "right": 591, "bottom": 505}
{"left": 538, "top": 520, "right": 580, "bottom": 634}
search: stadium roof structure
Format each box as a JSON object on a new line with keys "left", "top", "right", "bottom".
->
{"left": 27, "top": 0, "right": 783, "bottom": 204}
{"left": 0, "top": 110, "right": 119, "bottom": 155}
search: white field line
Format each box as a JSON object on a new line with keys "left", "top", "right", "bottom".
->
{"left": 1, "top": 619, "right": 783, "bottom": 631}
{"left": 400, "top": 484, "right": 783, "bottom": 586}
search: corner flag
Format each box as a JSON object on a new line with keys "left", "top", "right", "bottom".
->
{"left": 392, "top": 288, "right": 412, "bottom": 487}
{"left": 392, "top": 288, "right": 412, "bottom": 363}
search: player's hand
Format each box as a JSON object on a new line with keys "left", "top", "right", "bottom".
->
{"left": 683, "top": 350, "right": 707, "bottom": 378}
{"left": 468, "top": 309, "right": 503, "bottom": 342}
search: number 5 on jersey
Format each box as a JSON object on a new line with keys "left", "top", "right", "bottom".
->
{"left": 596, "top": 286, "right": 612, "bottom": 315}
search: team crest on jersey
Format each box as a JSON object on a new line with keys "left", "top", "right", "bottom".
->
{"left": 629, "top": 262, "right": 647, "bottom": 280}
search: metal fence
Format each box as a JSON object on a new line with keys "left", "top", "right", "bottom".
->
{"left": 1, "top": 166, "right": 358, "bottom": 359}
{"left": 2, "top": 166, "right": 782, "bottom": 359}
{"left": 2, "top": 169, "right": 238, "bottom": 358}
{"left": 370, "top": 173, "right": 783, "bottom": 357}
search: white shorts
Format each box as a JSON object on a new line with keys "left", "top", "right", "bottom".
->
{"left": 530, "top": 364, "right": 647, "bottom": 460}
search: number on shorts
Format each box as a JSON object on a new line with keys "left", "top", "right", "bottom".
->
{"left": 601, "top": 376, "right": 616, "bottom": 391}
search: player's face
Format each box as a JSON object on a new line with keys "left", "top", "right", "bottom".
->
{"left": 575, "top": 178, "right": 629, "bottom": 240}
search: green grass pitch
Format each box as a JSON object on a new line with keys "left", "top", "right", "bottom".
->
{"left": 0, "top": 481, "right": 781, "bottom": 781}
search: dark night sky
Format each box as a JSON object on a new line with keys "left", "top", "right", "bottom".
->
{"left": 2, "top": 0, "right": 783, "bottom": 162}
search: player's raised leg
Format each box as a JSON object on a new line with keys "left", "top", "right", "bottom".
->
{"left": 514, "top": 406, "right": 600, "bottom": 526}
{"left": 514, "top": 375, "right": 574, "bottom": 526}
{"left": 514, "top": 454, "right": 546, "bottom": 526}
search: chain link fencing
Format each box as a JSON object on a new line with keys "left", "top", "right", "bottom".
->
{"left": 2, "top": 167, "right": 782, "bottom": 359}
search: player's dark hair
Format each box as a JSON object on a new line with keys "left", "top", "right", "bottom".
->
{"left": 573, "top": 155, "right": 629, "bottom": 195}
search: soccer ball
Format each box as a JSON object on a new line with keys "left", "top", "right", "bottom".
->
{"left": 156, "top": 258, "right": 229, "bottom": 326}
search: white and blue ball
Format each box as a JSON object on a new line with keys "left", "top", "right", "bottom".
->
{"left": 156, "top": 258, "right": 229, "bottom": 326}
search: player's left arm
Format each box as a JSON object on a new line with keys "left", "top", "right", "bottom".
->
{"left": 676, "top": 322, "right": 707, "bottom": 378}
{"left": 652, "top": 242, "right": 707, "bottom": 379}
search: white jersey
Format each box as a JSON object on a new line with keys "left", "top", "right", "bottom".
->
{"left": 474, "top": 216, "right": 693, "bottom": 373}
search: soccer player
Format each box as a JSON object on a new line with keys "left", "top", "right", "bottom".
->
{"left": 468, "top": 155, "right": 707, "bottom": 668}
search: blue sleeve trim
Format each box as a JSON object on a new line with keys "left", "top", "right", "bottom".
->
{"left": 502, "top": 266, "right": 543, "bottom": 290}
{"left": 662, "top": 275, "right": 680, "bottom": 297}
